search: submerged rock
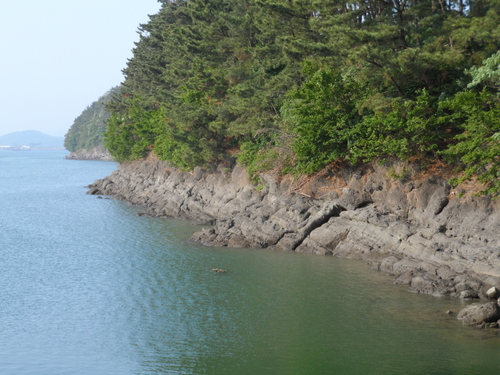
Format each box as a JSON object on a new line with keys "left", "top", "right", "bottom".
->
{"left": 457, "top": 302, "right": 500, "bottom": 326}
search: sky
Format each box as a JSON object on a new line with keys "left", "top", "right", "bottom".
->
{"left": 0, "top": 0, "right": 162, "bottom": 137}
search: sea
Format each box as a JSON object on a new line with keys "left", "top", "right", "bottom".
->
{"left": 1, "top": 150, "right": 499, "bottom": 374}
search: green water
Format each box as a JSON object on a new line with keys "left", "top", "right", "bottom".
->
{"left": 0, "top": 151, "right": 499, "bottom": 374}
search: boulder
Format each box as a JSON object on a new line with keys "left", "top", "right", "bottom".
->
{"left": 486, "top": 286, "right": 500, "bottom": 299}
{"left": 457, "top": 302, "right": 500, "bottom": 326}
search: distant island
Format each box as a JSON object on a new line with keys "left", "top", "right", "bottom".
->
{"left": 0, "top": 130, "right": 64, "bottom": 150}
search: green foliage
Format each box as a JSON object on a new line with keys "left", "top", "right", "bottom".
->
{"left": 386, "top": 167, "right": 411, "bottom": 182}
{"left": 100, "top": 0, "right": 500, "bottom": 196}
{"left": 105, "top": 0, "right": 321, "bottom": 169}
{"left": 236, "top": 133, "right": 281, "bottom": 181}
{"left": 308, "top": 0, "right": 486, "bottom": 99}
{"left": 441, "top": 90, "right": 500, "bottom": 196}
{"left": 350, "top": 91, "right": 446, "bottom": 162}
{"left": 467, "top": 50, "right": 500, "bottom": 90}
{"left": 104, "top": 96, "right": 164, "bottom": 162}
{"left": 282, "top": 63, "right": 368, "bottom": 173}
{"left": 64, "top": 87, "right": 118, "bottom": 152}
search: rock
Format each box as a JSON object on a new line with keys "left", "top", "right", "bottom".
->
{"left": 87, "top": 156, "right": 500, "bottom": 301}
{"left": 295, "top": 238, "right": 332, "bottom": 255}
{"left": 410, "top": 275, "right": 434, "bottom": 293}
{"left": 86, "top": 187, "right": 101, "bottom": 195}
{"left": 227, "top": 235, "right": 251, "bottom": 248}
{"left": 337, "top": 188, "right": 372, "bottom": 210}
{"left": 394, "top": 271, "right": 413, "bottom": 285}
{"left": 486, "top": 286, "right": 500, "bottom": 299}
{"left": 379, "top": 256, "right": 401, "bottom": 273}
{"left": 66, "top": 147, "right": 113, "bottom": 161}
{"left": 211, "top": 268, "right": 226, "bottom": 273}
{"left": 460, "top": 290, "right": 479, "bottom": 299}
{"left": 457, "top": 302, "right": 500, "bottom": 326}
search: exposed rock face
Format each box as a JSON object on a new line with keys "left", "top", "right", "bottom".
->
{"left": 86, "top": 157, "right": 500, "bottom": 299}
{"left": 66, "top": 147, "right": 114, "bottom": 161}
{"left": 457, "top": 302, "right": 500, "bottom": 326}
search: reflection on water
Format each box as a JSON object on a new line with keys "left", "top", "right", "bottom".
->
{"left": 0, "top": 151, "right": 499, "bottom": 375}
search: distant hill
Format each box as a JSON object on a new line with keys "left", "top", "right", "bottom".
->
{"left": 0, "top": 130, "right": 64, "bottom": 149}
{"left": 64, "top": 86, "right": 118, "bottom": 154}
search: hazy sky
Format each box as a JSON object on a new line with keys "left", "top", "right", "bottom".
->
{"left": 0, "top": 0, "right": 162, "bottom": 137}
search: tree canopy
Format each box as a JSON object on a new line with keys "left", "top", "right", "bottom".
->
{"left": 104, "top": 0, "right": 500, "bottom": 194}
{"left": 65, "top": 87, "right": 119, "bottom": 153}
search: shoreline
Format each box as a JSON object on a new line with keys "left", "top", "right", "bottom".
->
{"left": 66, "top": 148, "right": 114, "bottom": 161}
{"left": 86, "top": 157, "right": 500, "bottom": 301}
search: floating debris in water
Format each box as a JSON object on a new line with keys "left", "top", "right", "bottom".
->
{"left": 211, "top": 268, "right": 226, "bottom": 273}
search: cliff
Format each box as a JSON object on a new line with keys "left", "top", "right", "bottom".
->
{"left": 86, "top": 157, "right": 500, "bottom": 300}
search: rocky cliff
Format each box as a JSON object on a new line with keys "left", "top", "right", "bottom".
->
{"left": 86, "top": 157, "right": 500, "bottom": 300}
{"left": 66, "top": 147, "right": 114, "bottom": 161}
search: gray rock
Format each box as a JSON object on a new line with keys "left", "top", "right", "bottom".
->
{"left": 337, "top": 188, "right": 372, "bottom": 210}
{"left": 87, "top": 157, "right": 500, "bottom": 301}
{"left": 295, "top": 238, "right": 332, "bottom": 255}
{"left": 486, "top": 286, "right": 500, "bottom": 299}
{"left": 394, "top": 271, "right": 413, "bottom": 285}
{"left": 460, "top": 290, "right": 479, "bottom": 299}
{"left": 457, "top": 302, "right": 500, "bottom": 326}
{"left": 66, "top": 147, "right": 113, "bottom": 161}
{"left": 379, "top": 256, "right": 401, "bottom": 273}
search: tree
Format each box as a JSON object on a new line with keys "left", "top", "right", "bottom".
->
{"left": 101, "top": 0, "right": 500, "bottom": 195}
{"left": 64, "top": 87, "right": 119, "bottom": 153}
{"left": 467, "top": 50, "right": 500, "bottom": 90}
{"left": 282, "top": 62, "right": 368, "bottom": 173}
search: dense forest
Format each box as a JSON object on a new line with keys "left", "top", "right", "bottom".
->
{"left": 104, "top": 0, "right": 500, "bottom": 195}
{"left": 64, "top": 87, "right": 119, "bottom": 153}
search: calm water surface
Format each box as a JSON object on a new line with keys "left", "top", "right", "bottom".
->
{"left": 1, "top": 151, "right": 499, "bottom": 374}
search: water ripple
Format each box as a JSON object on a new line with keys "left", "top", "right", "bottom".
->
{"left": 1, "top": 151, "right": 499, "bottom": 375}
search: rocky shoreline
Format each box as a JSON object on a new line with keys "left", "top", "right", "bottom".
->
{"left": 86, "top": 157, "right": 500, "bottom": 309}
{"left": 66, "top": 147, "right": 114, "bottom": 161}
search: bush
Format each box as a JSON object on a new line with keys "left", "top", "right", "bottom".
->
{"left": 236, "top": 133, "right": 282, "bottom": 181}
{"left": 282, "top": 63, "right": 368, "bottom": 174}
{"left": 350, "top": 90, "right": 445, "bottom": 162}
{"left": 441, "top": 90, "right": 500, "bottom": 196}
{"left": 104, "top": 98, "right": 163, "bottom": 162}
